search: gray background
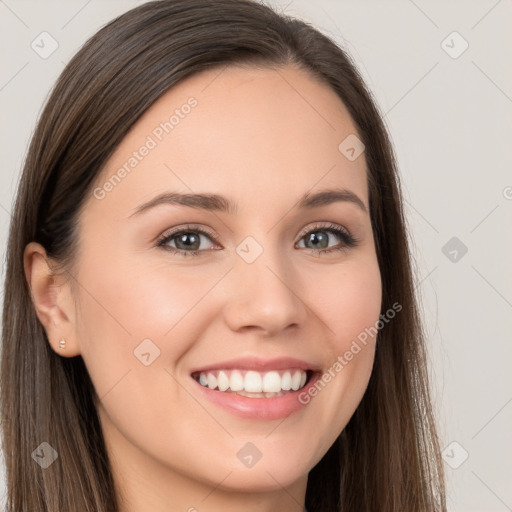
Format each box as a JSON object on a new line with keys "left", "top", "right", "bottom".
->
{"left": 1, "top": 1, "right": 511, "bottom": 510}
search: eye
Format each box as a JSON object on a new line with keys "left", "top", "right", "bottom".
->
{"left": 156, "top": 224, "right": 219, "bottom": 257}
{"left": 296, "top": 223, "right": 359, "bottom": 255}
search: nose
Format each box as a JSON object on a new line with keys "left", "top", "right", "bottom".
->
{"left": 222, "top": 243, "right": 307, "bottom": 337}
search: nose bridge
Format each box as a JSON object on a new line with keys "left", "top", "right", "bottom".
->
{"left": 223, "top": 233, "right": 304, "bottom": 334}
{"left": 235, "top": 232, "right": 290, "bottom": 288}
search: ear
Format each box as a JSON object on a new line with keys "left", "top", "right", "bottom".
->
{"left": 23, "top": 241, "right": 81, "bottom": 357}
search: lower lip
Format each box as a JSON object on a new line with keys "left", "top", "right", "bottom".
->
{"left": 191, "top": 372, "right": 320, "bottom": 421}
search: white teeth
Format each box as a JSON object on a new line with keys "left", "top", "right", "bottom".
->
{"left": 195, "top": 369, "right": 309, "bottom": 395}
{"left": 207, "top": 373, "right": 217, "bottom": 390}
{"left": 281, "top": 371, "right": 291, "bottom": 390}
{"left": 244, "top": 371, "right": 262, "bottom": 392}
{"left": 217, "top": 370, "right": 230, "bottom": 392}
{"left": 262, "top": 371, "right": 281, "bottom": 393}
{"left": 235, "top": 390, "right": 284, "bottom": 398}
{"left": 230, "top": 370, "right": 244, "bottom": 391}
{"left": 291, "top": 371, "right": 302, "bottom": 391}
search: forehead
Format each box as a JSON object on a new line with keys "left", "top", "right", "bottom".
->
{"left": 87, "top": 64, "right": 367, "bottom": 220}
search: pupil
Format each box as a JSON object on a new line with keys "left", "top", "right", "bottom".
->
{"left": 178, "top": 232, "right": 199, "bottom": 250}
{"left": 309, "top": 232, "right": 327, "bottom": 249}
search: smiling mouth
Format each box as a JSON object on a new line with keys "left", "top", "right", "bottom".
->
{"left": 191, "top": 368, "right": 315, "bottom": 398}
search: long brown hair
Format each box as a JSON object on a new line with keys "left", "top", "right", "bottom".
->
{"left": 1, "top": 1, "right": 446, "bottom": 510}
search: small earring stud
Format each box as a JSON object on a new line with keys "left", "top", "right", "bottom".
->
{"left": 58, "top": 338, "right": 66, "bottom": 350}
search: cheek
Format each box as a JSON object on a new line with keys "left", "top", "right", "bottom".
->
{"left": 73, "top": 254, "right": 227, "bottom": 389}
{"left": 297, "top": 258, "right": 381, "bottom": 444}
{"left": 307, "top": 258, "right": 382, "bottom": 348}
{"left": 329, "top": 259, "right": 382, "bottom": 384}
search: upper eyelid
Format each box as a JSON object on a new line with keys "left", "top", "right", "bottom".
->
{"left": 298, "top": 222, "right": 350, "bottom": 237}
{"left": 157, "top": 224, "right": 216, "bottom": 244}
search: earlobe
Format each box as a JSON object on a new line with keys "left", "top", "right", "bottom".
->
{"left": 23, "top": 242, "right": 81, "bottom": 357}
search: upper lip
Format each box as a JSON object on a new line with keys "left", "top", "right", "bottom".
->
{"left": 189, "top": 356, "right": 321, "bottom": 374}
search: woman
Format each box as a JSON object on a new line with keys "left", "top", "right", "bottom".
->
{"left": 1, "top": 0, "right": 446, "bottom": 510}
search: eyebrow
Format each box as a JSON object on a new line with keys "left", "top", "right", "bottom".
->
{"left": 129, "top": 187, "right": 367, "bottom": 218}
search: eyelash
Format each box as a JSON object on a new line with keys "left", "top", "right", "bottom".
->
{"left": 156, "top": 223, "right": 359, "bottom": 257}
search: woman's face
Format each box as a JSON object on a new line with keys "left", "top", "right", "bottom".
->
{"left": 67, "top": 65, "right": 381, "bottom": 504}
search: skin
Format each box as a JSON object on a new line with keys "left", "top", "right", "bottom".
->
{"left": 24, "top": 64, "right": 382, "bottom": 512}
